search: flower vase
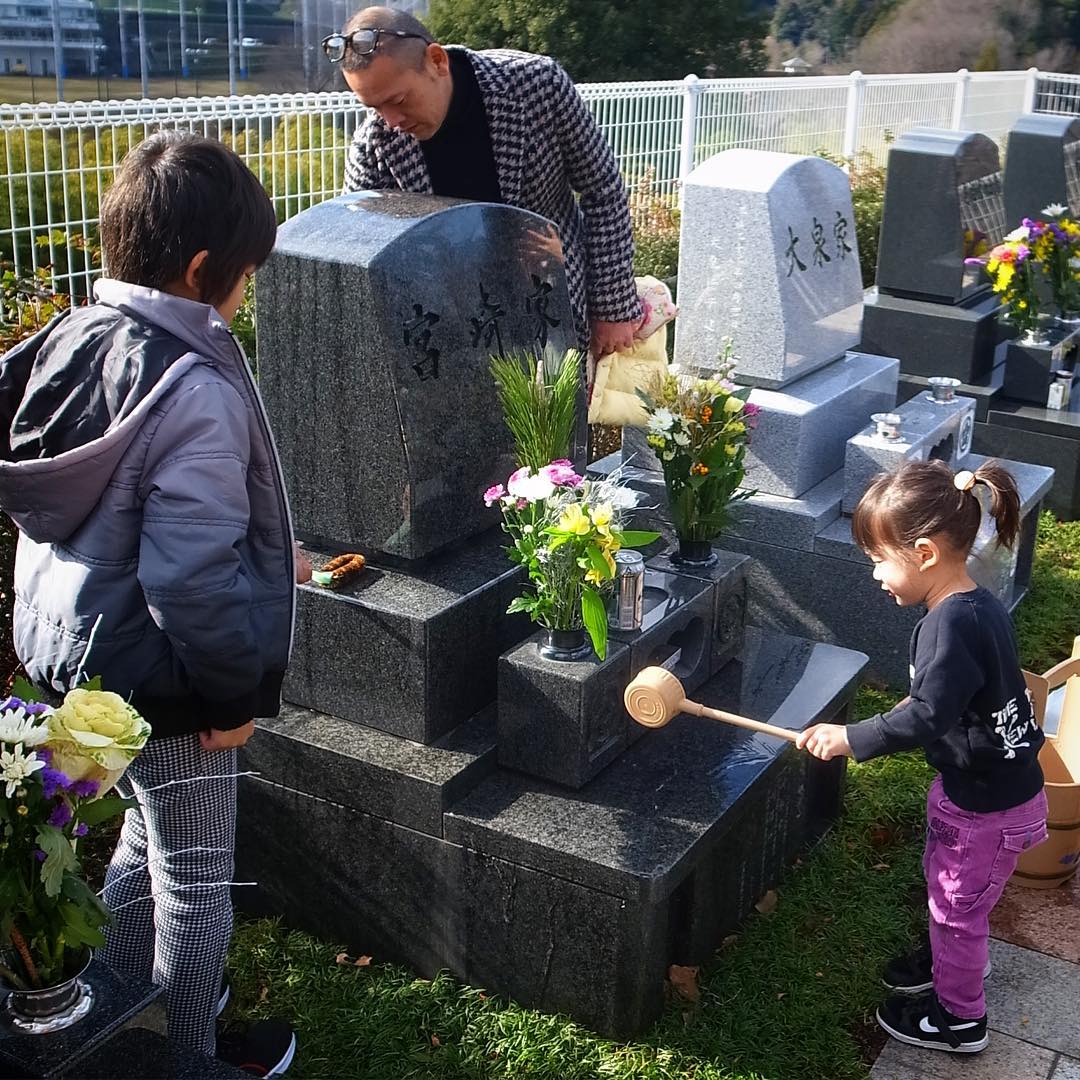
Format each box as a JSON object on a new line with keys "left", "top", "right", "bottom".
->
{"left": 1, "top": 949, "right": 94, "bottom": 1034}
{"left": 539, "top": 627, "right": 593, "bottom": 662}
{"left": 672, "top": 537, "right": 718, "bottom": 569}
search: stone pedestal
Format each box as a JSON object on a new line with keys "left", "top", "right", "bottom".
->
{"left": 236, "top": 628, "right": 866, "bottom": 1039}
{"left": 1002, "top": 330, "right": 1078, "bottom": 406}
{"left": 286, "top": 531, "right": 530, "bottom": 744}
{"left": 862, "top": 287, "right": 1007, "bottom": 384}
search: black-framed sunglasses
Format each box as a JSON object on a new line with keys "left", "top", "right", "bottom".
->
{"left": 321, "top": 28, "right": 430, "bottom": 63}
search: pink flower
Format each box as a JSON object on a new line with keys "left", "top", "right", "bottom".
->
{"left": 540, "top": 460, "right": 583, "bottom": 487}
{"left": 743, "top": 402, "right": 761, "bottom": 418}
{"left": 483, "top": 484, "right": 506, "bottom": 507}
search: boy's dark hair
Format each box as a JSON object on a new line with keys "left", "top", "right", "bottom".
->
{"left": 99, "top": 131, "right": 277, "bottom": 307}
{"left": 852, "top": 459, "right": 1021, "bottom": 556}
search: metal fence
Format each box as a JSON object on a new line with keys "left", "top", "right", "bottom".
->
{"left": 0, "top": 66, "right": 1065, "bottom": 299}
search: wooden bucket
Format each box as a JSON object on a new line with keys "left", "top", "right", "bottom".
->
{"left": 1013, "top": 736, "right": 1080, "bottom": 888}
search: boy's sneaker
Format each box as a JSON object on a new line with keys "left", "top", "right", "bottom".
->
{"left": 876, "top": 990, "right": 989, "bottom": 1054}
{"left": 217, "top": 1020, "right": 297, "bottom": 1077}
{"left": 881, "top": 938, "right": 992, "bottom": 993}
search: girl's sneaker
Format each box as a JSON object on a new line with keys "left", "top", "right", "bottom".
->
{"left": 882, "top": 938, "right": 991, "bottom": 993}
{"left": 876, "top": 990, "right": 989, "bottom": 1053}
{"left": 217, "top": 1020, "right": 297, "bottom": 1077}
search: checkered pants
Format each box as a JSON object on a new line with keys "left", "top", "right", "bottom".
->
{"left": 99, "top": 734, "right": 236, "bottom": 1055}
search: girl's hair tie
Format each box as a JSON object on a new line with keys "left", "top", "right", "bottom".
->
{"left": 954, "top": 469, "right": 977, "bottom": 493}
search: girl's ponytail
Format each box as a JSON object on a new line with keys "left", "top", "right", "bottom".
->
{"left": 970, "top": 461, "right": 1021, "bottom": 550}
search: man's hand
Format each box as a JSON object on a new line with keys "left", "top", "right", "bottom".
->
{"left": 294, "top": 541, "right": 312, "bottom": 585}
{"left": 590, "top": 318, "right": 638, "bottom": 358}
{"left": 200, "top": 720, "right": 256, "bottom": 752}
{"left": 795, "top": 723, "right": 854, "bottom": 761}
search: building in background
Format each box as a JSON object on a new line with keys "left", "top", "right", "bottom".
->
{"left": 0, "top": 0, "right": 103, "bottom": 76}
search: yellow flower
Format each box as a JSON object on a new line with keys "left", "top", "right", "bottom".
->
{"left": 729, "top": 421, "right": 745, "bottom": 435}
{"left": 48, "top": 688, "right": 151, "bottom": 794}
{"left": 585, "top": 548, "right": 617, "bottom": 586}
{"left": 591, "top": 502, "right": 614, "bottom": 529}
{"left": 725, "top": 444, "right": 738, "bottom": 457}
{"left": 723, "top": 396, "right": 743, "bottom": 414}
{"left": 17, "top": 804, "right": 28, "bottom": 816}
{"left": 557, "top": 504, "right": 591, "bottom": 536}
{"left": 1018, "top": 300, "right": 1028, "bottom": 310}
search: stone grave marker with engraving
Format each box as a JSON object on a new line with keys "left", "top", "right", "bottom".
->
{"left": 1004, "top": 113, "right": 1080, "bottom": 225}
{"left": 675, "top": 149, "right": 865, "bottom": 389}
{"left": 257, "top": 191, "right": 578, "bottom": 562}
{"left": 863, "top": 128, "right": 1010, "bottom": 384}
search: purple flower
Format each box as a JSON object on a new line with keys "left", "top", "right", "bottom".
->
{"left": 743, "top": 402, "right": 761, "bottom": 418}
{"left": 539, "top": 461, "right": 583, "bottom": 488}
{"left": 41, "top": 767, "right": 72, "bottom": 799}
{"left": 0, "top": 696, "right": 25, "bottom": 711}
{"left": 35, "top": 850, "right": 47, "bottom": 862}
{"left": 964, "top": 256, "right": 987, "bottom": 267}
{"left": 73, "top": 822, "right": 89, "bottom": 838}
{"left": 24, "top": 703, "right": 50, "bottom": 716}
{"left": 72, "top": 779, "right": 100, "bottom": 799}
{"left": 483, "top": 484, "right": 506, "bottom": 507}
{"left": 48, "top": 802, "right": 73, "bottom": 828}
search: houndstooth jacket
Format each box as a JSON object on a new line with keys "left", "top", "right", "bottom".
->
{"left": 343, "top": 47, "right": 641, "bottom": 338}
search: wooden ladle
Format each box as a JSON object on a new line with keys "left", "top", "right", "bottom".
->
{"left": 624, "top": 667, "right": 799, "bottom": 744}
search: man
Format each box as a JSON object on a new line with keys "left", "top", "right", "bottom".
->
{"left": 328, "top": 6, "right": 641, "bottom": 356}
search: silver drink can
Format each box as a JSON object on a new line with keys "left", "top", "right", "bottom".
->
{"left": 609, "top": 550, "right": 645, "bottom": 631}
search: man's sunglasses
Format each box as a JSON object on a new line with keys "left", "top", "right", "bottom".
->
{"left": 321, "top": 28, "right": 430, "bottom": 63}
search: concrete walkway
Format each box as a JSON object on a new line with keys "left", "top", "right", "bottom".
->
{"left": 871, "top": 874, "right": 1080, "bottom": 1080}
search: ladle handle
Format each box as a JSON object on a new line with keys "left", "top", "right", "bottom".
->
{"left": 680, "top": 698, "right": 800, "bottom": 744}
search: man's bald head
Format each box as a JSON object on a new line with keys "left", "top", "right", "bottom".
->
{"left": 341, "top": 6, "right": 435, "bottom": 72}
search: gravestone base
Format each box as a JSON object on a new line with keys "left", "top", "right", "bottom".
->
{"left": 590, "top": 452, "right": 1053, "bottom": 686}
{"left": 1001, "top": 331, "right": 1078, "bottom": 406}
{"left": 862, "top": 287, "right": 1006, "bottom": 383}
{"left": 285, "top": 530, "right": 530, "bottom": 744}
{"left": 236, "top": 628, "right": 865, "bottom": 1039}
{"left": 898, "top": 370, "right": 1080, "bottom": 520}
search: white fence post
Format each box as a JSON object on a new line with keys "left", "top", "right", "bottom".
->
{"left": 1024, "top": 66, "right": 1040, "bottom": 114}
{"left": 842, "top": 70, "right": 865, "bottom": 159}
{"left": 952, "top": 67, "right": 971, "bottom": 130}
{"left": 679, "top": 73, "right": 701, "bottom": 182}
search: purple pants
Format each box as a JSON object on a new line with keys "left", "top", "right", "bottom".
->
{"left": 924, "top": 775, "right": 1048, "bottom": 1018}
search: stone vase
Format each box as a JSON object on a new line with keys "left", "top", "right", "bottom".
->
{"left": 539, "top": 626, "right": 593, "bottom": 662}
{"left": 672, "top": 537, "right": 719, "bottom": 569}
{"left": 1, "top": 948, "right": 94, "bottom": 1034}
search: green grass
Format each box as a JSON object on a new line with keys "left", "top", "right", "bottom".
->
{"left": 222, "top": 519, "right": 1080, "bottom": 1079}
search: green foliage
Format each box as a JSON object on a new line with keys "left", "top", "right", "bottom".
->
{"left": 491, "top": 348, "right": 582, "bottom": 471}
{"left": 974, "top": 40, "right": 1002, "bottom": 70}
{"left": 426, "top": 0, "right": 767, "bottom": 82}
{"left": 631, "top": 170, "right": 681, "bottom": 283}
{"left": 817, "top": 149, "right": 887, "bottom": 288}
{"left": 1014, "top": 511, "right": 1080, "bottom": 673}
{"left": 773, "top": 0, "right": 901, "bottom": 52}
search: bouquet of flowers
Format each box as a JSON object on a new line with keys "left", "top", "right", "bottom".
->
{"left": 1031, "top": 204, "right": 1080, "bottom": 318}
{"left": 0, "top": 680, "right": 150, "bottom": 992}
{"left": 484, "top": 462, "right": 658, "bottom": 660}
{"left": 635, "top": 339, "right": 758, "bottom": 552}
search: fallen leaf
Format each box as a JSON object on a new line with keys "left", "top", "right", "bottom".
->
{"left": 755, "top": 889, "right": 778, "bottom": 915}
{"left": 815, "top": 971, "right": 824, "bottom": 977}
{"left": 430, "top": 1034, "right": 441, "bottom": 1047}
{"left": 1021, "top": 1016, "right": 1030, "bottom": 1026}
{"left": 667, "top": 964, "right": 700, "bottom": 1003}
{"left": 721, "top": 935, "right": 740, "bottom": 950}
{"left": 354, "top": 956, "right": 372, "bottom": 968}
{"left": 257, "top": 985, "right": 269, "bottom": 1005}
{"left": 777, "top": 992, "right": 786, "bottom": 1000}
{"left": 334, "top": 952, "right": 351, "bottom": 966}
{"left": 872, "top": 862, "right": 890, "bottom": 871}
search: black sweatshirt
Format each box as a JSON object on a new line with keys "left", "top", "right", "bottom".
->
{"left": 846, "top": 587, "right": 1044, "bottom": 812}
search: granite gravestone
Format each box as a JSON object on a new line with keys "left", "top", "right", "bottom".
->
{"left": 674, "top": 149, "right": 864, "bottom": 389}
{"left": 1004, "top": 113, "right": 1080, "bottom": 225}
{"left": 875, "top": 128, "right": 1005, "bottom": 304}
{"left": 257, "top": 192, "right": 577, "bottom": 561}
{"left": 863, "top": 128, "right": 1009, "bottom": 385}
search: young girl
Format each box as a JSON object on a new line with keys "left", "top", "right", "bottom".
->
{"left": 797, "top": 459, "right": 1048, "bottom": 1055}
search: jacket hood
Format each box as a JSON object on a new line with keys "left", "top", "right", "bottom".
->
{"left": 0, "top": 280, "right": 238, "bottom": 544}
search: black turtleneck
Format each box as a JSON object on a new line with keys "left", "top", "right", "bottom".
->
{"left": 420, "top": 49, "right": 502, "bottom": 203}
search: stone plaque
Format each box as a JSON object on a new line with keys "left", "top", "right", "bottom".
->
{"left": 674, "top": 149, "right": 864, "bottom": 389}
{"left": 1004, "top": 113, "right": 1080, "bottom": 225}
{"left": 257, "top": 192, "right": 577, "bottom": 561}
{"left": 876, "top": 128, "right": 1005, "bottom": 305}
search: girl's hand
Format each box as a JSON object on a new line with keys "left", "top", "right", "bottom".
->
{"left": 200, "top": 720, "right": 255, "bottom": 751}
{"left": 796, "top": 723, "right": 853, "bottom": 760}
{"left": 294, "top": 541, "right": 312, "bottom": 585}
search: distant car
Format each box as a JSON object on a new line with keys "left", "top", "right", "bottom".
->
{"left": 240, "top": 36, "right": 262, "bottom": 47}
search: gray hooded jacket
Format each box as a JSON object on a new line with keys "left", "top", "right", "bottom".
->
{"left": 0, "top": 280, "right": 295, "bottom": 737}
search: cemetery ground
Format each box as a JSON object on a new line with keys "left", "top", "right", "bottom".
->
{"left": 204, "top": 515, "right": 1078, "bottom": 1080}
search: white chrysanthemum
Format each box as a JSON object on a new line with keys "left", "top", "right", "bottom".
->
{"left": 673, "top": 431, "right": 691, "bottom": 447}
{"left": 1, "top": 743, "right": 46, "bottom": 798}
{"left": 507, "top": 470, "right": 556, "bottom": 503}
{"left": 1043, "top": 203, "right": 1068, "bottom": 218}
{"left": 647, "top": 408, "right": 676, "bottom": 435}
{"left": 0, "top": 707, "right": 49, "bottom": 748}
{"left": 1005, "top": 225, "right": 1031, "bottom": 242}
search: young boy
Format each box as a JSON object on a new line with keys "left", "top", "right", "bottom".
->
{"left": 0, "top": 132, "right": 304, "bottom": 1074}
